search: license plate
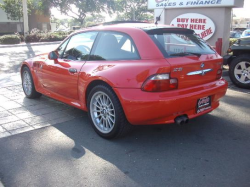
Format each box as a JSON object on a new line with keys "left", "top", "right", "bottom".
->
{"left": 196, "top": 96, "right": 211, "bottom": 114}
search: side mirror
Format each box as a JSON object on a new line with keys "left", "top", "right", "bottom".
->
{"left": 48, "top": 51, "right": 58, "bottom": 60}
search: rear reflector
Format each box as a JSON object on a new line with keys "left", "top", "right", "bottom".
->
{"left": 142, "top": 73, "right": 178, "bottom": 92}
{"left": 216, "top": 69, "right": 222, "bottom": 80}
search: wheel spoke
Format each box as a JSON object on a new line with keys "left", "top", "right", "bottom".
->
{"left": 107, "top": 102, "right": 112, "bottom": 107}
{"left": 22, "top": 71, "right": 32, "bottom": 95}
{"left": 98, "top": 96, "right": 104, "bottom": 106}
{"left": 104, "top": 95, "right": 109, "bottom": 105}
{"left": 234, "top": 69, "right": 242, "bottom": 75}
{"left": 99, "top": 118, "right": 103, "bottom": 126}
{"left": 109, "top": 113, "right": 115, "bottom": 117}
{"left": 107, "top": 118, "right": 112, "bottom": 128}
{"left": 108, "top": 108, "right": 114, "bottom": 112}
{"left": 108, "top": 116, "right": 114, "bottom": 124}
{"left": 95, "top": 114, "right": 101, "bottom": 118}
{"left": 240, "top": 75, "right": 246, "bottom": 82}
{"left": 105, "top": 119, "right": 108, "bottom": 128}
{"left": 95, "top": 97, "right": 102, "bottom": 106}
{"left": 93, "top": 103, "right": 101, "bottom": 109}
{"left": 102, "top": 95, "right": 106, "bottom": 105}
{"left": 93, "top": 109, "right": 101, "bottom": 112}
{"left": 240, "top": 62, "right": 247, "bottom": 70}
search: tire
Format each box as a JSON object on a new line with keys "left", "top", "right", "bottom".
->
{"left": 21, "top": 66, "right": 42, "bottom": 98}
{"left": 229, "top": 55, "right": 250, "bottom": 89}
{"left": 87, "top": 85, "right": 132, "bottom": 139}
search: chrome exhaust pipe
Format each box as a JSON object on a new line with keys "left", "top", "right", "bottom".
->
{"left": 184, "top": 118, "right": 189, "bottom": 124}
{"left": 182, "top": 115, "right": 189, "bottom": 124}
{"left": 175, "top": 115, "right": 189, "bottom": 125}
{"left": 175, "top": 116, "right": 185, "bottom": 125}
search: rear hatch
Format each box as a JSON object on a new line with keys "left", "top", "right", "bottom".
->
{"left": 146, "top": 28, "right": 223, "bottom": 89}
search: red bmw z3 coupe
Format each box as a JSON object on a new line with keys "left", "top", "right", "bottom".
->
{"left": 21, "top": 23, "right": 228, "bottom": 138}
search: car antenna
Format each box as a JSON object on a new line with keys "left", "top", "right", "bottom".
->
{"left": 155, "top": 9, "right": 164, "bottom": 26}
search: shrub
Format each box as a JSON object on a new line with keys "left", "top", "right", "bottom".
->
{"left": 0, "top": 35, "right": 21, "bottom": 44}
{"left": 229, "top": 38, "right": 238, "bottom": 46}
{"left": 25, "top": 28, "right": 68, "bottom": 43}
{"left": 30, "top": 28, "right": 40, "bottom": 35}
{"left": 15, "top": 32, "right": 24, "bottom": 42}
{"left": 39, "top": 32, "right": 67, "bottom": 42}
{"left": 25, "top": 34, "right": 42, "bottom": 43}
{"left": 67, "top": 30, "right": 74, "bottom": 35}
{"left": 25, "top": 28, "right": 43, "bottom": 43}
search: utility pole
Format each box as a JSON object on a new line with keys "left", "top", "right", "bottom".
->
{"left": 22, "top": 0, "right": 29, "bottom": 36}
{"left": 132, "top": 8, "right": 135, "bottom": 21}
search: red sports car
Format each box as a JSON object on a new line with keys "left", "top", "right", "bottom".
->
{"left": 21, "top": 23, "right": 228, "bottom": 138}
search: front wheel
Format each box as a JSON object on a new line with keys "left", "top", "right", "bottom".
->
{"left": 21, "top": 66, "right": 42, "bottom": 98}
{"left": 87, "top": 85, "right": 131, "bottom": 139}
{"left": 229, "top": 55, "right": 250, "bottom": 89}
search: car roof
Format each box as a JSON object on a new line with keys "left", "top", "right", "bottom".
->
{"left": 73, "top": 23, "right": 194, "bottom": 34}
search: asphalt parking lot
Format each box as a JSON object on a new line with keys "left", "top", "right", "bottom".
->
{"left": 0, "top": 43, "right": 249, "bottom": 187}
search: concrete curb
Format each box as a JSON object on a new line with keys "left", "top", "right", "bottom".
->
{"left": 0, "top": 41, "right": 61, "bottom": 48}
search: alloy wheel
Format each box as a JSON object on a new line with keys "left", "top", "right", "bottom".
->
{"left": 22, "top": 70, "right": 32, "bottom": 96}
{"left": 90, "top": 91, "right": 116, "bottom": 134}
{"left": 234, "top": 61, "right": 250, "bottom": 84}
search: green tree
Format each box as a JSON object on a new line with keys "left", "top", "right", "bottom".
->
{"left": 50, "top": 0, "right": 115, "bottom": 25}
{"left": 0, "top": 0, "right": 52, "bottom": 32}
{"left": 83, "top": 14, "right": 105, "bottom": 27}
{"left": 114, "top": 0, "right": 153, "bottom": 21}
{"left": 0, "top": 0, "right": 32, "bottom": 21}
{"left": 0, "top": 0, "right": 51, "bottom": 21}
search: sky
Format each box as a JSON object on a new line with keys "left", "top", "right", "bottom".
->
{"left": 233, "top": 0, "right": 250, "bottom": 18}
{"left": 51, "top": 0, "right": 250, "bottom": 20}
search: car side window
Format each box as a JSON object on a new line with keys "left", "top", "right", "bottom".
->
{"left": 57, "top": 38, "right": 70, "bottom": 57}
{"left": 62, "top": 32, "right": 98, "bottom": 61}
{"left": 91, "top": 32, "right": 140, "bottom": 61}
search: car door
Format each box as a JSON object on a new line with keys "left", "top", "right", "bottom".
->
{"left": 40, "top": 31, "right": 98, "bottom": 100}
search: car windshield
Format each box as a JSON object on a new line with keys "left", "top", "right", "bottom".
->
{"left": 146, "top": 29, "right": 215, "bottom": 58}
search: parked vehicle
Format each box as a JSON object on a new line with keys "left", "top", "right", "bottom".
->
{"left": 21, "top": 22, "right": 228, "bottom": 139}
{"left": 230, "top": 31, "right": 242, "bottom": 39}
{"left": 241, "top": 29, "right": 250, "bottom": 38}
{"left": 224, "top": 37, "right": 250, "bottom": 88}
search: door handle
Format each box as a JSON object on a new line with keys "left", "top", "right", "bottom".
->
{"left": 69, "top": 68, "right": 77, "bottom": 73}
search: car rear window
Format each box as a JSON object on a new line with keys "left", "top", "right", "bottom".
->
{"left": 146, "top": 29, "right": 215, "bottom": 58}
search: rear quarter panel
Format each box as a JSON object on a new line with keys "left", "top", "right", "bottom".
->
{"left": 77, "top": 59, "right": 171, "bottom": 110}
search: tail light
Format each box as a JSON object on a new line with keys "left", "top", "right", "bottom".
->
{"left": 216, "top": 65, "right": 223, "bottom": 80}
{"left": 142, "top": 73, "right": 178, "bottom": 92}
{"left": 227, "top": 48, "right": 232, "bottom": 53}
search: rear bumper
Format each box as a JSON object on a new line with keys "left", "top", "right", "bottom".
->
{"left": 114, "top": 78, "right": 228, "bottom": 125}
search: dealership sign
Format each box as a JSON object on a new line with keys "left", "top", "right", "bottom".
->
{"left": 170, "top": 13, "right": 215, "bottom": 40}
{"left": 148, "top": 0, "right": 235, "bottom": 9}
